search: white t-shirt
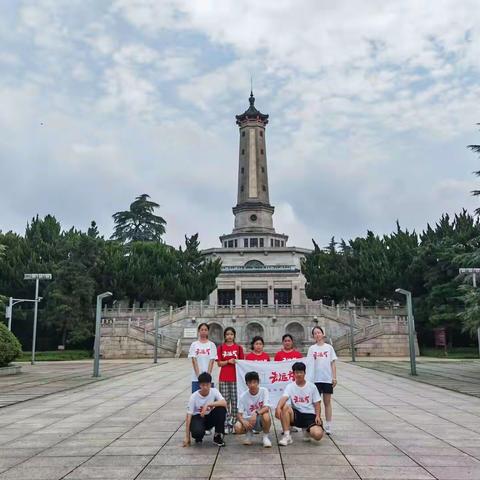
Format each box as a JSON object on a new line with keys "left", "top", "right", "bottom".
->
{"left": 187, "top": 388, "right": 224, "bottom": 416}
{"left": 238, "top": 387, "right": 271, "bottom": 419}
{"left": 188, "top": 340, "right": 217, "bottom": 381}
{"left": 307, "top": 343, "right": 337, "bottom": 383}
{"left": 282, "top": 381, "right": 321, "bottom": 414}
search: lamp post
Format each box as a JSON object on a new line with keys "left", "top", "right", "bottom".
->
{"left": 395, "top": 288, "right": 417, "bottom": 376}
{"left": 24, "top": 274, "right": 52, "bottom": 365}
{"left": 153, "top": 312, "right": 159, "bottom": 364}
{"left": 93, "top": 291, "right": 112, "bottom": 378}
{"left": 459, "top": 268, "right": 480, "bottom": 357}
{"left": 349, "top": 308, "right": 356, "bottom": 362}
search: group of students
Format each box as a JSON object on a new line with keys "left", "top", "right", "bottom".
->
{"left": 184, "top": 323, "right": 337, "bottom": 448}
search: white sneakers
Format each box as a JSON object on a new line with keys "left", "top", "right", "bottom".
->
{"left": 324, "top": 422, "right": 332, "bottom": 435}
{"left": 302, "top": 429, "right": 311, "bottom": 442}
{"left": 242, "top": 431, "right": 253, "bottom": 445}
{"left": 278, "top": 433, "right": 293, "bottom": 446}
{"left": 243, "top": 431, "right": 272, "bottom": 448}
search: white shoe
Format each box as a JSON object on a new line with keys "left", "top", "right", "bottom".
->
{"left": 205, "top": 429, "right": 212, "bottom": 436}
{"left": 278, "top": 433, "right": 293, "bottom": 446}
{"left": 263, "top": 435, "right": 272, "bottom": 448}
{"left": 291, "top": 426, "right": 300, "bottom": 433}
{"left": 242, "top": 431, "right": 253, "bottom": 445}
{"left": 302, "top": 429, "right": 311, "bottom": 442}
{"left": 324, "top": 422, "right": 332, "bottom": 435}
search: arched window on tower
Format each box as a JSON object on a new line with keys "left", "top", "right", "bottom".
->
{"left": 260, "top": 131, "right": 263, "bottom": 137}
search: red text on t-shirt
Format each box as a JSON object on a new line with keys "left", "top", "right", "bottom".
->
{"left": 248, "top": 401, "right": 264, "bottom": 413}
{"left": 293, "top": 395, "right": 310, "bottom": 404}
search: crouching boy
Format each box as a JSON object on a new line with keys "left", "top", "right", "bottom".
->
{"left": 183, "top": 372, "right": 227, "bottom": 447}
{"left": 275, "top": 361, "right": 324, "bottom": 446}
{"left": 234, "top": 371, "right": 272, "bottom": 448}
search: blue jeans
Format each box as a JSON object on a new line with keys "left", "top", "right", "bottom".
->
{"left": 192, "top": 381, "right": 215, "bottom": 393}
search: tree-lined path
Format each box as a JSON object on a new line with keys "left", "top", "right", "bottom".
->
{"left": 1, "top": 359, "right": 480, "bottom": 479}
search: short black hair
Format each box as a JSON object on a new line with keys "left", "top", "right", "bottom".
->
{"left": 311, "top": 326, "right": 324, "bottom": 336}
{"left": 245, "top": 371, "right": 260, "bottom": 383}
{"left": 250, "top": 335, "right": 264, "bottom": 350}
{"left": 282, "top": 333, "right": 293, "bottom": 342}
{"left": 292, "top": 361, "right": 306, "bottom": 372}
{"left": 197, "top": 372, "right": 212, "bottom": 384}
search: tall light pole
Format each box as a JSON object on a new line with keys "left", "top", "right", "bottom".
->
{"left": 395, "top": 288, "right": 417, "bottom": 376}
{"left": 24, "top": 274, "right": 52, "bottom": 365}
{"left": 459, "top": 268, "right": 480, "bottom": 357}
{"left": 93, "top": 291, "right": 112, "bottom": 378}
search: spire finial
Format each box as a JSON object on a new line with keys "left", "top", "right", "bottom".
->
{"left": 249, "top": 76, "right": 255, "bottom": 106}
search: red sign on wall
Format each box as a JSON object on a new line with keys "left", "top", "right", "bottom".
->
{"left": 434, "top": 327, "right": 447, "bottom": 347}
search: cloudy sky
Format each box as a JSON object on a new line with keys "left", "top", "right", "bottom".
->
{"left": 1, "top": 1, "right": 480, "bottom": 250}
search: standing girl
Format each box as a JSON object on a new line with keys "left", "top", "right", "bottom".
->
{"left": 245, "top": 336, "right": 270, "bottom": 361}
{"left": 188, "top": 323, "right": 217, "bottom": 393}
{"left": 216, "top": 327, "right": 244, "bottom": 432}
{"left": 307, "top": 326, "right": 337, "bottom": 435}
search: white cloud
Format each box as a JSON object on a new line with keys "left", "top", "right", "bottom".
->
{"left": 1, "top": 0, "right": 480, "bottom": 252}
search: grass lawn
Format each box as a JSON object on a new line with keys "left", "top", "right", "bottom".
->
{"left": 420, "top": 346, "right": 479, "bottom": 359}
{"left": 17, "top": 350, "right": 93, "bottom": 361}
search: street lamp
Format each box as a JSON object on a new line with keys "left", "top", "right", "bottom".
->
{"left": 93, "top": 291, "right": 112, "bottom": 378}
{"left": 395, "top": 288, "right": 417, "bottom": 376}
{"left": 24, "top": 274, "right": 52, "bottom": 365}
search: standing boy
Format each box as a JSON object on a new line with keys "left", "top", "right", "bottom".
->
{"left": 234, "top": 371, "right": 272, "bottom": 448}
{"left": 275, "top": 362, "right": 324, "bottom": 446}
{"left": 183, "top": 372, "right": 227, "bottom": 447}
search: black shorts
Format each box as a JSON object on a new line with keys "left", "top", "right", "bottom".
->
{"left": 291, "top": 409, "right": 319, "bottom": 432}
{"left": 315, "top": 382, "right": 333, "bottom": 395}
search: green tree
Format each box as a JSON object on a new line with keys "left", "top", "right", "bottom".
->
{"left": 469, "top": 129, "right": 480, "bottom": 215}
{"left": 111, "top": 194, "right": 167, "bottom": 243}
{"left": 44, "top": 230, "right": 99, "bottom": 346}
{"left": 457, "top": 284, "right": 480, "bottom": 335}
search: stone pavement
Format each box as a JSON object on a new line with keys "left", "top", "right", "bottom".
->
{"left": 355, "top": 358, "right": 480, "bottom": 397}
{"left": 1, "top": 359, "right": 480, "bottom": 479}
{"left": 0, "top": 361, "right": 162, "bottom": 407}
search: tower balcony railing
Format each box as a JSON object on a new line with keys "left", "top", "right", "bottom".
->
{"left": 221, "top": 265, "right": 299, "bottom": 273}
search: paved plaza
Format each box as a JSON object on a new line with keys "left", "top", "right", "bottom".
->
{"left": 355, "top": 358, "right": 480, "bottom": 398}
{"left": 1, "top": 359, "right": 480, "bottom": 479}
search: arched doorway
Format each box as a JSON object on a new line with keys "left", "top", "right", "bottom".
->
{"left": 286, "top": 322, "right": 305, "bottom": 344}
{"left": 245, "top": 322, "right": 265, "bottom": 344}
{"left": 208, "top": 322, "right": 223, "bottom": 345}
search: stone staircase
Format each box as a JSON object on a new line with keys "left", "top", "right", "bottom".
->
{"left": 100, "top": 301, "right": 412, "bottom": 359}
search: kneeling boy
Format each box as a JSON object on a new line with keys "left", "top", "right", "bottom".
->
{"left": 275, "top": 361, "right": 324, "bottom": 446}
{"left": 234, "top": 371, "right": 272, "bottom": 447}
{"left": 184, "top": 372, "right": 227, "bottom": 447}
